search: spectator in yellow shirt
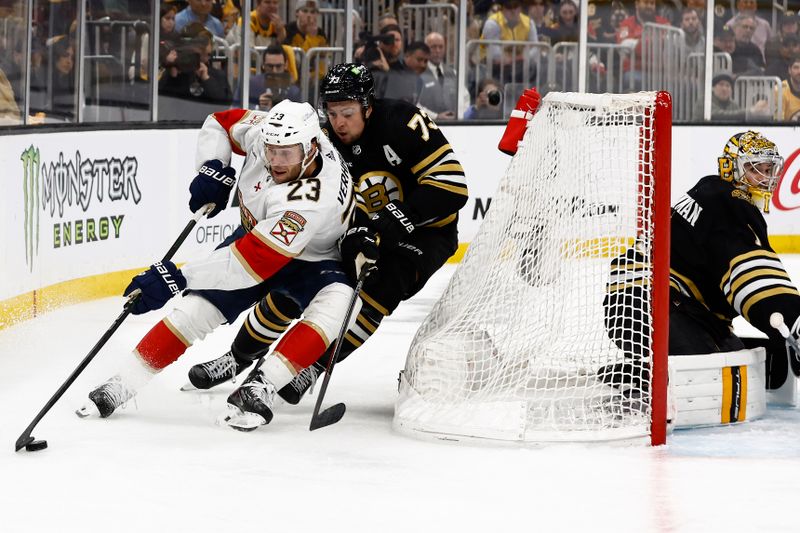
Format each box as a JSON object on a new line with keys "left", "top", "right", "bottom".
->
{"left": 284, "top": 0, "right": 328, "bottom": 52}
{"left": 782, "top": 56, "right": 800, "bottom": 121}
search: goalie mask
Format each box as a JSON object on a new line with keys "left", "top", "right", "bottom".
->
{"left": 259, "top": 101, "right": 321, "bottom": 181}
{"left": 718, "top": 130, "right": 784, "bottom": 212}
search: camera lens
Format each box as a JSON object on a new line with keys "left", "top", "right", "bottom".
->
{"left": 487, "top": 90, "right": 501, "bottom": 106}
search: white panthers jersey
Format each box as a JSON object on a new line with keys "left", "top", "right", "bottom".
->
{"left": 182, "top": 109, "right": 355, "bottom": 292}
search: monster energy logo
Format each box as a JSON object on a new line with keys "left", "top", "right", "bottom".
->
{"left": 22, "top": 146, "right": 40, "bottom": 271}
{"left": 19, "top": 145, "right": 142, "bottom": 270}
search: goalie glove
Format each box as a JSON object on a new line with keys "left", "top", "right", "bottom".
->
{"left": 369, "top": 200, "right": 417, "bottom": 247}
{"left": 788, "top": 317, "right": 800, "bottom": 377}
{"left": 189, "top": 159, "right": 236, "bottom": 218}
{"left": 123, "top": 261, "right": 187, "bottom": 315}
{"left": 498, "top": 87, "right": 541, "bottom": 156}
{"left": 338, "top": 226, "right": 379, "bottom": 283}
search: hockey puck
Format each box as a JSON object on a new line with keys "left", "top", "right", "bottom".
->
{"left": 25, "top": 439, "right": 48, "bottom": 452}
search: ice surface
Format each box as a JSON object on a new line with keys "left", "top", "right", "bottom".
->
{"left": 3, "top": 262, "right": 800, "bottom": 532}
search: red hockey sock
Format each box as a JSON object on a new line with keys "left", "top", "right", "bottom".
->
{"left": 273, "top": 321, "right": 328, "bottom": 372}
{"left": 135, "top": 319, "right": 191, "bottom": 370}
{"left": 498, "top": 88, "right": 542, "bottom": 156}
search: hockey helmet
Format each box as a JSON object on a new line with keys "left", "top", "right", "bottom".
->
{"left": 718, "top": 130, "right": 784, "bottom": 212}
{"left": 319, "top": 63, "right": 375, "bottom": 109}
{"left": 259, "top": 100, "right": 321, "bottom": 167}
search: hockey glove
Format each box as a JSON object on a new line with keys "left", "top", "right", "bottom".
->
{"left": 123, "top": 261, "right": 187, "bottom": 315}
{"left": 369, "top": 200, "right": 417, "bottom": 247}
{"left": 189, "top": 159, "right": 236, "bottom": 218}
{"left": 339, "top": 226, "right": 380, "bottom": 283}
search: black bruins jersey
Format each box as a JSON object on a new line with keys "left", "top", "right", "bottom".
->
{"left": 607, "top": 175, "right": 800, "bottom": 347}
{"left": 323, "top": 98, "right": 469, "bottom": 228}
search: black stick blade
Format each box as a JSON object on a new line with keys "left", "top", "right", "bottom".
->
{"left": 15, "top": 434, "right": 34, "bottom": 452}
{"left": 309, "top": 403, "right": 346, "bottom": 431}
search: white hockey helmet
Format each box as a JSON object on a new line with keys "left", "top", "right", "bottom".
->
{"left": 718, "top": 130, "right": 784, "bottom": 212}
{"left": 259, "top": 100, "right": 321, "bottom": 163}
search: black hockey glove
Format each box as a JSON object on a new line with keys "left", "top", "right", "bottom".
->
{"left": 123, "top": 261, "right": 187, "bottom": 315}
{"left": 189, "top": 159, "right": 236, "bottom": 218}
{"left": 788, "top": 330, "right": 800, "bottom": 378}
{"left": 339, "top": 226, "right": 380, "bottom": 283}
{"left": 369, "top": 200, "right": 418, "bottom": 247}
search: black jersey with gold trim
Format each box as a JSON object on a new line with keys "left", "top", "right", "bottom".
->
{"left": 669, "top": 175, "right": 800, "bottom": 340}
{"left": 323, "top": 98, "right": 468, "bottom": 228}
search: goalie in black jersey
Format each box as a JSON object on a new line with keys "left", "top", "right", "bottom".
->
{"left": 187, "top": 63, "right": 469, "bottom": 402}
{"left": 604, "top": 130, "right": 800, "bottom": 391}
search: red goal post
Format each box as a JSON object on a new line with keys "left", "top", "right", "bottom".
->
{"left": 394, "top": 91, "right": 672, "bottom": 445}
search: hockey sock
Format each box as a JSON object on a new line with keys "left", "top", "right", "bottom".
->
{"left": 317, "top": 298, "right": 385, "bottom": 367}
{"left": 272, "top": 321, "right": 329, "bottom": 371}
{"left": 233, "top": 292, "right": 302, "bottom": 362}
{"left": 135, "top": 319, "right": 191, "bottom": 370}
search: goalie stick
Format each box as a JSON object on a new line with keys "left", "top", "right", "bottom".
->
{"left": 14, "top": 203, "right": 215, "bottom": 453}
{"left": 309, "top": 267, "right": 368, "bottom": 431}
{"left": 770, "top": 312, "right": 800, "bottom": 373}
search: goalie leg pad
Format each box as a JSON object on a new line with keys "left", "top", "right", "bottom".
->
{"left": 669, "top": 348, "right": 767, "bottom": 429}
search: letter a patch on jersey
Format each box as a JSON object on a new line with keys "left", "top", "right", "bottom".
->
{"left": 269, "top": 211, "right": 306, "bottom": 246}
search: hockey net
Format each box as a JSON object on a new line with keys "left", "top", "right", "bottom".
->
{"left": 394, "top": 91, "right": 671, "bottom": 445}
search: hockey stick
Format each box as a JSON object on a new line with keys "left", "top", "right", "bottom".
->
{"left": 309, "top": 268, "right": 367, "bottom": 431}
{"left": 14, "top": 204, "right": 215, "bottom": 452}
{"left": 770, "top": 313, "right": 800, "bottom": 374}
{"left": 770, "top": 313, "right": 800, "bottom": 352}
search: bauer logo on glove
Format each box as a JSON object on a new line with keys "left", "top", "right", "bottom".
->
{"left": 190, "top": 159, "right": 237, "bottom": 218}
{"left": 123, "top": 261, "right": 187, "bottom": 315}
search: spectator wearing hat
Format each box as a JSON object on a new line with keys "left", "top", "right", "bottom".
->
{"left": 766, "top": 35, "right": 800, "bottom": 80}
{"left": 693, "top": 72, "right": 769, "bottom": 121}
{"left": 284, "top": 1, "right": 328, "bottom": 52}
{"left": 765, "top": 12, "right": 800, "bottom": 69}
{"left": 782, "top": 55, "right": 800, "bottom": 121}
{"left": 713, "top": 26, "right": 736, "bottom": 55}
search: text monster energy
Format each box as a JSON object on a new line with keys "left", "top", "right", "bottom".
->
{"left": 19, "top": 145, "right": 142, "bottom": 267}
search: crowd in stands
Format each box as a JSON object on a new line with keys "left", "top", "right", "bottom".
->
{"left": 1, "top": 0, "right": 800, "bottom": 123}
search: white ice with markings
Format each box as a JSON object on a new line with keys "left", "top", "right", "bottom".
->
{"left": 3, "top": 260, "right": 800, "bottom": 532}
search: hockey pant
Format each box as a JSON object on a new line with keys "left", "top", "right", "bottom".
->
{"left": 232, "top": 224, "right": 459, "bottom": 368}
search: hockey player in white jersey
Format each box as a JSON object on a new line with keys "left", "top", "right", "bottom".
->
{"left": 77, "top": 101, "right": 356, "bottom": 427}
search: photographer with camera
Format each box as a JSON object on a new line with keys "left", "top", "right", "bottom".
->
{"left": 234, "top": 45, "right": 301, "bottom": 110}
{"left": 356, "top": 24, "right": 404, "bottom": 73}
{"left": 159, "top": 24, "right": 233, "bottom": 119}
{"left": 464, "top": 78, "right": 504, "bottom": 120}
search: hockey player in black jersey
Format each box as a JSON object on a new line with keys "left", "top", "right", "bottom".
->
{"left": 604, "top": 130, "right": 800, "bottom": 392}
{"left": 186, "top": 63, "right": 469, "bottom": 402}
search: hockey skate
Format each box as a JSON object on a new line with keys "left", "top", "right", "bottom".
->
{"left": 182, "top": 351, "right": 252, "bottom": 391}
{"left": 76, "top": 375, "right": 136, "bottom": 418}
{"left": 276, "top": 362, "right": 324, "bottom": 404}
{"left": 223, "top": 370, "right": 278, "bottom": 432}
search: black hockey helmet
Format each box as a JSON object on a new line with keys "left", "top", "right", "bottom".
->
{"left": 319, "top": 63, "right": 375, "bottom": 109}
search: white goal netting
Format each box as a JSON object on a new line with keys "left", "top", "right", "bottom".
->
{"left": 394, "top": 92, "right": 670, "bottom": 444}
